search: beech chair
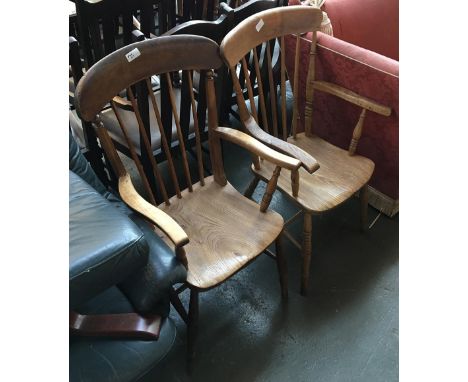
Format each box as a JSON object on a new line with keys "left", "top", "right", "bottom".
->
{"left": 220, "top": 6, "right": 391, "bottom": 295}
{"left": 75, "top": 35, "right": 298, "bottom": 368}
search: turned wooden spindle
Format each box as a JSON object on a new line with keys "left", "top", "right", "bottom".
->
{"left": 348, "top": 108, "right": 367, "bottom": 155}
{"left": 291, "top": 169, "right": 300, "bottom": 197}
{"left": 260, "top": 166, "right": 281, "bottom": 212}
{"left": 206, "top": 69, "right": 228, "bottom": 186}
{"left": 93, "top": 116, "right": 126, "bottom": 178}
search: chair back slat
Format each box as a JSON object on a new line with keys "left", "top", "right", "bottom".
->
{"left": 126, "top": 87, "right": 170, "bottom": 204}
{"left": 252, "top": 48, "right": 269, "bottom": 134}
{"left": 241, "top": 57, "right": 258, "bottom": 123}
{"left": 146, "top": 78, "right": 182, "bottom": 199}
{"left": 111, "top": 100, "right": 158, "bottom": 205}
{"left": 280, "top": 36, "right": 287, "bottom": 140}
{"left": 265, "top": 40, "right": 278, "bottom": 138}
{"left": 165, "top": 72, "right": 193, "bottom": 192}
{"left": 187, "top": 71, "right": 205, "bottom": 186}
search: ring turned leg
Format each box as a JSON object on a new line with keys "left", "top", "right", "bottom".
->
{"left": 301, "top": 211, "right": 312, "bottom": 296}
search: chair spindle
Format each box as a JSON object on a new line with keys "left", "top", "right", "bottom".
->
{"left": 111, "top": 98, "right": 158, "bottom": 205}
{"left": 348, "top": 108, "right": 367, "bottom": 155}
{"left": 165, "top": 72, "right": 193, "bottom": 192}
{"left": 146, "top": 79, "right": 182, "bottom": 199}
{"left": 260, "top": 165, "right": 281, "bottom": 212}
{"left": 265, "top": 40, "right": 278, "bottom": 138}
{"left": 253, "top": 48, "right": 270, "bottom": 134}
{"left": 187, "top": 70, "right": 205, "bottom": 186}
{"left": 241, "top": 57, "right": 258, "bottom": 123}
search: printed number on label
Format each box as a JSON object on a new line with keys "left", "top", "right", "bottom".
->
{"left": 125, "top": 48, "right": 141, "bottom": 62}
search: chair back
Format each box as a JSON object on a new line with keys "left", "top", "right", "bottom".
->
{"left": 76, "top": 36, "right": 224, "bottom": 206}
{"left": 221, "top": 6, "right": 322, "bottom": 141}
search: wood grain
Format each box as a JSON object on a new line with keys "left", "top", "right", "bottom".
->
{"left": 160, "top": 177, "right": 284, "bottom": 290}
{"left": 244, "top": 116, "right": 320, "bottom": 173}
{"left": 220, "top": 6, "right": 322, "bottom": 67}
{"left": 214, "top": 127, "right": 301, "bottom": 170}
{"left": 118, "top": 173, "right": 190, "bottom": 248}
{"left": 252, "top": 133, "right": 375, "bottom": 212}
{"left": 76, "top": 36, "right": 223, "bottom": 121}
{"left": 312, "top": 81, "right": 392, "bottom": 116}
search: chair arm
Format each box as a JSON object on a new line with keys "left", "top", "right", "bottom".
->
{"left": 312, "top": 81, "right": 391, "bottom": 116}
{"left": 214, "top": 126, "right": 302, "bottom": 171}
{"left": 244, "top": 117, "right": 320, "bottom": 173}
{"left": 118, "top": 173, "right": 189, "bottom": 248}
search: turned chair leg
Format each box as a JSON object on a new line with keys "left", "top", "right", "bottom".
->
{"left": 244, "top": 176, "right": 260, "bottom": 199}
{"left": 360, "top": 184, "right": 369, "bottom": 232}
{"left": 187, "top": 289, "right": 199, "bottom": 373}
{"left": 301, "top": 211, "right": 312, "bottom": 296}
{"left": 275, "top": 235, "right": 288, "bottom": 300}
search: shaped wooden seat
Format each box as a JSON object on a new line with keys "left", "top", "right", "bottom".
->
{"left": 160, "top": 176, "right": 283, "bottom": 289}
{"left": 253, "top": 133, "right": 374, "bottom": 212}
{"left": 75, "top": 35, "right": 299, "bottom": 371}
{"left": 220, "top": 6, "right": 391, "bottom": 295}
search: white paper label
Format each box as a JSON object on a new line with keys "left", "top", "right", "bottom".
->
{"left": 125, "top": 48, "right": 141, "bottom": 62}
{"left": 256, "top": 19, "right": 264, "bottom": 32}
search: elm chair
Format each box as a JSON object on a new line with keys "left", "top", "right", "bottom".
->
{"left": 75, "top": 35, "right": 298, "bottom": 368}
{"left": 220, "top": 6, "right": 391, "bottom": 295}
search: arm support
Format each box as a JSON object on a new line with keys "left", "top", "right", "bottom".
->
{"left": 244, "top": 117, "right": 320, "bottom": 173}
{"left": 214, "top": 126, "right": 302, "bottom": 171}
{"left": 312, "top": 81, "right": 391, "bottom": 116}
{"left": 118, "top": 173, "right": 189, "bottom": 248}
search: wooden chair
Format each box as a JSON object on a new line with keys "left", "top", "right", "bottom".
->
{"left": 220, "top": 6, "right": 391, "bottom": 295}
{"left": 75, "top": 35, "right": 298, "bottom": 368}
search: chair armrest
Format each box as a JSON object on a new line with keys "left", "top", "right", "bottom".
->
{"left": 244, "top": 117, "right": 320, "bottom": 174}
{"left": 214, "top": 126, "right": 302, "bottom": 171}
{"left": 118, "top": 173, "right": 189, "bottom": 248}
{"left": 312, "top": 81, "right": 391, "bottom": 116}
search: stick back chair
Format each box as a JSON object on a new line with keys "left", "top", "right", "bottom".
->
{"left": 220, "top": 6, "right": 392, "bottom": 295}
{"left": 75, "top": 35, "right": 299, "bottom": 368}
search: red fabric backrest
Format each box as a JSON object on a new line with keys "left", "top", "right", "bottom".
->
{"left": 289, "top": 0, "right": 399, "bottom": 61}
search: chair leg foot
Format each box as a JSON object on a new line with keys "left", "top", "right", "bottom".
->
{"left": 244, "top": 176, "right": 260, "bottom": 199}
{"left": 187, "top": 289, "right": 199, "bottom": 374}
{"left": 300, "top": 212, "right": 312, "bottom": 296}
{"left": 275, "top": 235, "right": 288, "bottom": 300}
{"left": 360, "top": 184, "right": 369, "bottom": 232}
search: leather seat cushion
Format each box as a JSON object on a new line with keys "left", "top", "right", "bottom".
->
{"left": 69, "top": 171, "right": 149, "bottom": 309}
{"left": 70, "top": 286, "right": 176, "bottom": 382}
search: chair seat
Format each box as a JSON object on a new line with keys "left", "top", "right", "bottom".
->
{"left": 253, "top": 133, "right": 374, "bottom": 213}
{"left": 159, "top": 176, "right": 284, "bottom": 290}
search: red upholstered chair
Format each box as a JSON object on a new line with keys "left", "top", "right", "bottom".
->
{"left": 288, "top": 0, "right": 399, "bottom": 216}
